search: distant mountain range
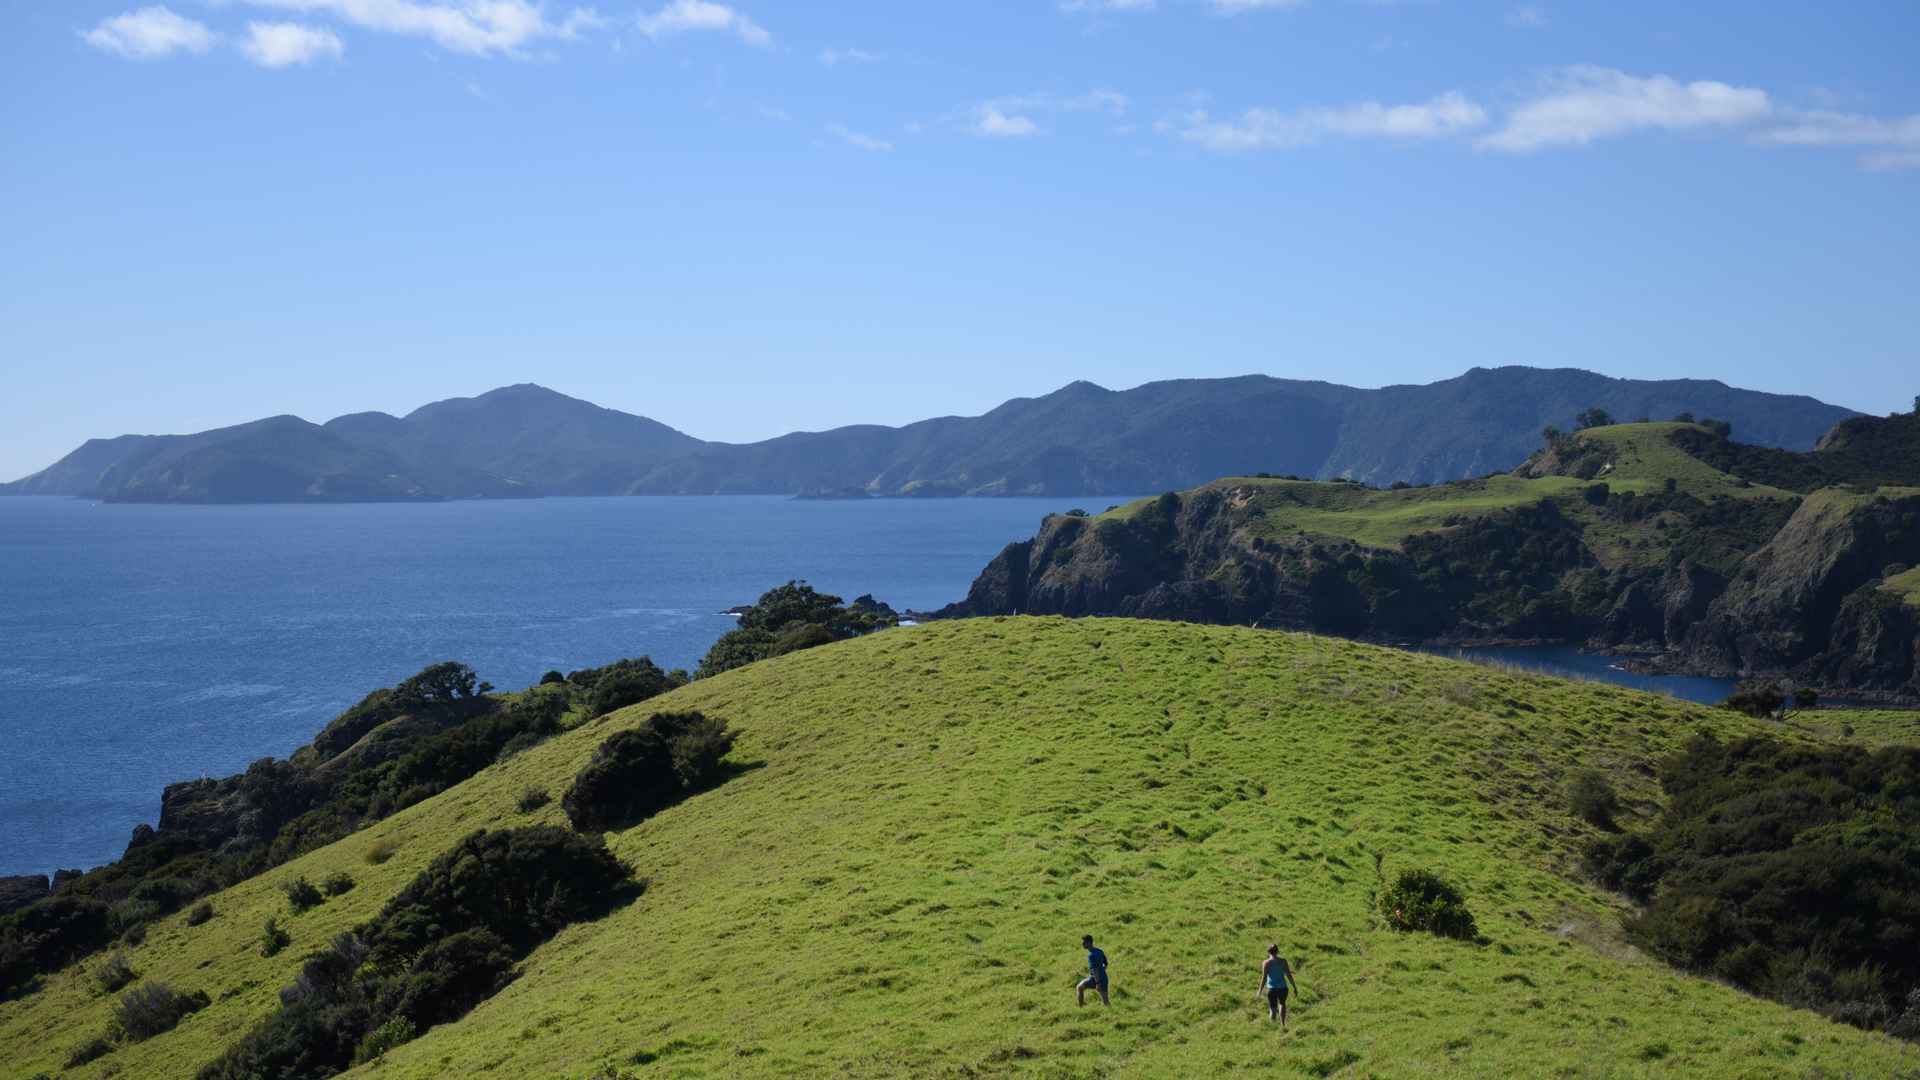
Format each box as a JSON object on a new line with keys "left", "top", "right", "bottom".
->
{"left": 1, "top": 368, "right": 1860, "bottom": 502}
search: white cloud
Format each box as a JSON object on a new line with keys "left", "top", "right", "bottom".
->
{"left": 974, "top": 105, "right": 1040, "bottom": 138}
{"left": 1506, "top": 5, "right": 1547, "bottom": 27}
{"left": 1754, "top": 109, "right": 1920, "bottom": 148}
{"left": 81, "top": 6, "right": 215, "bottom": 59}
{"left": 1208, "top": 0, "right": 1307, "bottom": 13}
{"left": 235, "top": 0, "right": 600, "bottom": 56}
{"left": 1182, "top": 92, "right": 1488, "bottom": 151}
{"left": 635, "top": 1, "right": 769, "bottom": 47}
{"left": 1754, "top": 109, "right": 1920, "bottom": 172}
{"left": 241, "top": 21, "right": 344, "bottom": 66}
{"left": 1863, "top": 150, "right": 1920, "bottom": 172}
{"left": 818, "top": 46, "right": 877, "bottom": 66}
{"left": 1480, "top": 66, "right": 1770, "bottom": 152}
{"left": 827, "top": 123, "right": 892, "bottom": 152}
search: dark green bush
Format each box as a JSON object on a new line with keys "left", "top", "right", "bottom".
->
{"left": 562, "top": 713, "right": 735, "bottom": 832}
{"left": 1584, "top": 735, "right": 1920, "bottom": 1038}
{"left": 1377, "top": 869, "right": 1478, "bottom": 941}
{"left": 66, "top": 1035, "right": 114, "bottom": 1068}
{"left": 202, "top": 828, "right": 636, "bottom": 1080}
{"left": 260, "top": 916, "right": 291, "bottom": 957}
{"left": 1567, "top": 769, "right": 1620, "bottom": 829}
{"left": 1722, "top": 684, "right": 1785, "bottom": 718}
{"left": 283, "top": 876, "right": 324, "bottom": 913}
{"left": 353, "top": 1015, "right": 417, "bottom": 1064}
{"left": 517, "top": 786, "right": 552, "bottom": 813}
{"left": 187, "top": 901, "right": 215, "bottom": 926}
{"left": 695, "top": 581, "right": 896, "bottom": 678}
{"left": 95, "top": 951, "right": 137, "bottom": 993}
{"left": 584, "top": 658, "right": 682, "bottom": 719}
{"left": 322, "top": 872, "right": 355, "bottom": 897}
{"left": 114, "top": 980, "right": 209, "bottom": 1041}
{"left": 539, "top": 670, "right": 567, "bottom": 685}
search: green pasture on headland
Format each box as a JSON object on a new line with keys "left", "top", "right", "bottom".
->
{"left": 4, "top": 617, "right": 1916, "bottom": 1078}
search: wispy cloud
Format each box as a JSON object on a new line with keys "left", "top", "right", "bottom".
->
{"left": 1506, "top": 5, "right": 1547, "bottom": 28}
{"left": 1182, "top": 92, "right": 1487, "bottom": 151}
{"left": 827, "top": 123, "right": 893, "bottom": 152}
{"left": 236, "top": 0, "right": 600, "bottom": 56}
{"left": 1479, "top": 66, "right": 1770, "bottom": 152}
{"left": 81, "top": 6, "right": 215, "bottom": 59}
{"left": 973, "top": 105, "right": 1040, "bottom": 138}
{"left": 635, "top": 1, "right": 769, "bottom": 47}
{"left": 1755, "top": 109, "right": 1920, "bottom": 171}
{"left": 962, "top": 90, "right": 1129, "bottom": 138}
{"left": 241, "top": 21, "right": 344, "bottom": 67}
{"left": 1058, "top": 0, "right": 1155, "bottom": 11}
{"left": 1207, "top": 0, "right": 1307, "bottom": 14}
{"left": 818, "top": 46, "right": 877, "bottom": 66}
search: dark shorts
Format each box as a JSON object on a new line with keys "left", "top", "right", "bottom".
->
{"left": 1081, "top": 974, "right": 1108, "bottom": 989}
{"left": 1267, "top": 986, "right": 1288, "bottom": 1006}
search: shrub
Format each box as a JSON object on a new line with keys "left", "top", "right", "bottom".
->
{"left": 66, "top": 1035, "right": 114, "bottom": 1068}
{"left": 1722, "top": 684, "right": 1785, "bottom": 719}
{"left": 496, "top": 728, "right": 547, "bottom": 761}
{"left": 363, "top": 827, "right": 633, "bottom": 965}
{"left": 364, "top": 839, "right": 399, "bottom": 865}
{"left": 322, "top": 872, "right": 356, "bottom": 897}
{"left": 95, "top": 951, "right": 138, "bottom": 993}
{"left": 668, "top": 714, "right": 737, "bottom": 790}
{"left": 562, "top": 713, "right": 734, "bottom": 832}
{"left": 583, "top": 658, "right": 681, "bottom": 719}
{"left": 1377, "top": 869, "right": 1478, "bottom": 941}
{"left": 353, "top": 1015, "right": 417, "bottom": 1064}
{"left": 283, "top": 876, "right": 324, "bottom": 913}
{"left": 539, "top": 669, "right": 567, "bottom": 685}
{"left": 517, "top": 786, "right": 552, "bottom": 813}
{"left": 121, "top": 921, "right": 148, "bottom": 947}
{"left": 261, "top": 916, "right": 291, "bottom": 957}
{"left": 113, "top": 980, "right": 209, "bottom": 1041}
{"left": 187, "top": 901, "right": 215, "bottom": 926}
{"left": 1586, "top": 734, "right": 1920, "bottom": 1037}
{"left": 1567, "top": 769, "right": 1620, "bottom": 829}
{"left": 203, "top": 828, "right": 636, "bottom": 1080}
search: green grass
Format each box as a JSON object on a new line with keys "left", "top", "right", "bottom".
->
{"left": 1099, "top": 424, "right": 1801, "bottom": 553}
{"left": 6, "top": 619, "right": 1917, "bottom": 1078}
{"left": 1885, "top": 565, "right": 1920, "bottom": 608}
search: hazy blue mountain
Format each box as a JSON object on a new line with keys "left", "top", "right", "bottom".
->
{"left": 3, "top": 368, "right": 1861, "bottom": 501}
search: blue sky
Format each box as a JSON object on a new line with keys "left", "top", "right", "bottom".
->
{"left": 3, "top": 1, "right": 1917, "bottom": 479}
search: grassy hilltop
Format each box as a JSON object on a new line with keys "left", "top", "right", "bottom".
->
{"left": 5, "top": 618, "right": 1917, "bottom": 1078}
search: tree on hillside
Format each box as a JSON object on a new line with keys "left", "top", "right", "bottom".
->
{"left": 1575, "top": 407, "right": 1614, "bottom": 430}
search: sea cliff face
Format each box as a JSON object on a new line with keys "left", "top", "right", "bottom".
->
{"left": 934, "top": 421, "right": 1920, "bottom": 697}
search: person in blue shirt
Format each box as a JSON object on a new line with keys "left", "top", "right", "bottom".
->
{"left": 1259, "top": 943, "right": 1300, "bottom": 1026}
{"left": 1076, "top": 934, "right": 1110, "bottom": 1007}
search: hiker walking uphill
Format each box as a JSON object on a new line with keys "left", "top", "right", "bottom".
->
{"left": 1260, "top": 944, "right": 1300, "bottom": 1026}
{"left": 1076, "top": 935, "right": 1110, "bottom": 1007}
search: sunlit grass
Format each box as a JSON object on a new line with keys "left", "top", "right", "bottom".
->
{"left": 5, "top": 618, "right": 1914, "bottom": 1078}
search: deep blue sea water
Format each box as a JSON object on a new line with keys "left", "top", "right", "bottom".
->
{"left": 0, "top": 494, "right": 1139, "bottom": 877}
{"left": 1, "top": 495, "right": 1740, "bottom": 878}
{"left": 1425, "top": 644, "right": 1737, "bottom": 705}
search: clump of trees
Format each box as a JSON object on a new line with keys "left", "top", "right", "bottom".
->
{"left": 696, "top": 581, "right": 897, "bottom": 679}
{"left": 1583, "top": 735, "right": 1920, "bottom": 1039}
{"left": 200, "top": 827, "right": 638, "bottom": 1080}
{"left": 1720, "top": 682, "right": 1818, "bottom": 719}
{"left": 562, "top": 712, "right": 737, "bottom": 833}
{"left": 1376, "top": 868, "right": 1478, "bottom": 941}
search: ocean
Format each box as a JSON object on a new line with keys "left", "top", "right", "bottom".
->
{"left": 0, "top": 494, "right": 1738, "bottom": 878}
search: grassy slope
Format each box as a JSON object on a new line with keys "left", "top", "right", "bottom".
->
{"left": 1885, "top": 566, "right": 1920, "bottom": 607}
{"left": 1099, "top": 424, "right": 1796, "bottom": 553}
{"left": 6, "top": 619, "right": 1917, "bottom": 1079}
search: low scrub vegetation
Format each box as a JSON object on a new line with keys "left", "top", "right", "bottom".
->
{"left": 696, "top": 581, "right": 896, "bottom": 678}
{"left": 113, "top": 980, "right": 210, "bottom": 1041}
{"left": 1584, "top": 734, "right": 1920, "bottom": 1038}
{"left": 1376, "top": 869, "right": 1478, "bottom": 941}
{"left": 562, "top": 712, "right": 737, "bottom": 832}
{"left": 200, "top": 827, "right": 638, "bottom": 1080}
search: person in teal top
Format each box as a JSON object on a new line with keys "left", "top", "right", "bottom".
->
{"left": 1076, "top": 934, "right": 1110, "bottom": 1007}
{"left": 1260, "top": 944, "right": 1300, "bottom": 1026}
